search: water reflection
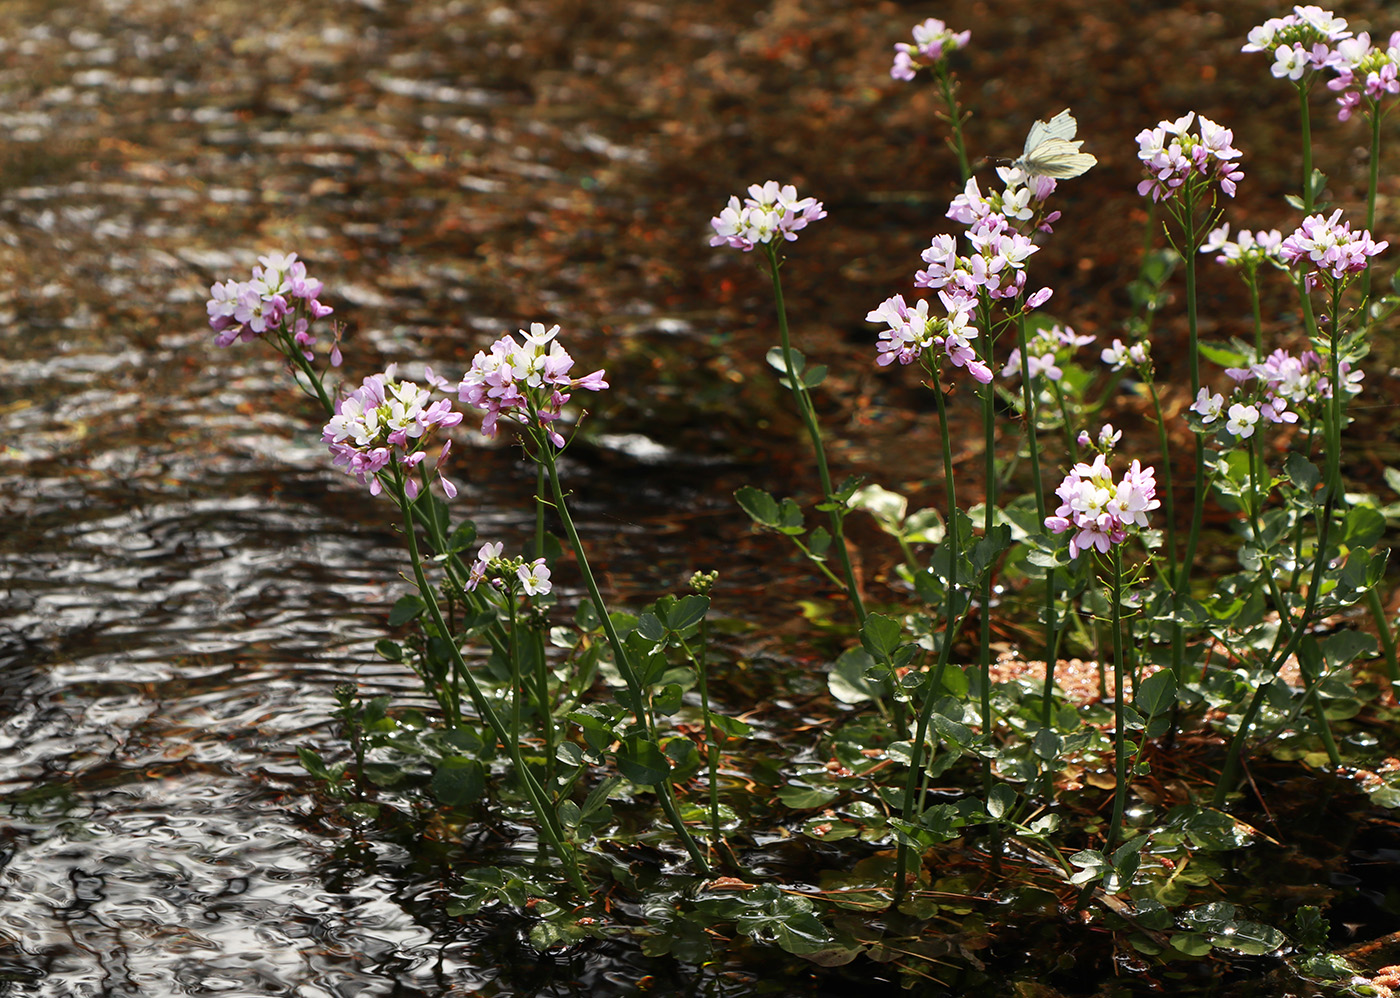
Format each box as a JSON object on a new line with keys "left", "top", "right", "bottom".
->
{"left": 0, "top": 0, "right": 822, "bottom": 990}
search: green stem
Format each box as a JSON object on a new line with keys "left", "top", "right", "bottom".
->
{"left": 1363, "top": 99, "right": 1382, "bottom": 302}
{"left": 895, "top": 361, "right": 963, "bottom": 902}
{"left": 394, "top": 470, "right": 586, "bottom": 895}
{"left": 935, "top": 62, "right": 971, "bottom": 184}
{"left": 538, "top": 444, "right": 711, "bottom": 874}
{"left": 763, "top": 244, "right": 867, "bottom": 625}
{"left": 1107, "top": 547, "right": 1128, "bottom": 850}
{"left": 1299, "top": 81, "right": 1315, "bottom": 213}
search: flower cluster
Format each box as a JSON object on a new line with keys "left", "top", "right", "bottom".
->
{"left": 1045, "top": 455, "right": 1159, "bottom": 559}
{"left": 1100, "top": 337, "right": 1150, "bottom": 373}
{"left": 1279, "top": 209, "right": 1387, "bottom": 289}
{"left": 709, "top": 182, "right": 827, "bottom": 253}
{"left": 1327, "top": 31, "right": 1400, "bottom": 119}
{"left": 1200, "top": 225, "right": 1286, "bottom": 274}
{"left": 207, "top": 251, "right": 337, "bottom": 361}
{"left": 915, "top": 214, "right": 1039, "bottom": 300}
{"left": 866, "top": 291, "right": 992, "bottom": 383}
{"left": 323, "top": 367, "right": 462, "bottom": 499}
{"left": 1242, "top": 5, "right": 1352, "bottom": 80}
{"left": 1136, "top": 112, "right": 1244, "bottom": 203}
{"left": 466, "top": 541, "right": 552, "bottom": 596}
{"left": 1002, "top": 323, "right": 1095, "bottom": 382}
{"left": 454, "top": 323, "right": 608, "bottom": 448}
{"left": 890, "top": 17, "right": 970, "bottom": 81}
{"left": 1188, "top": 345, "right": 1364, "bottom": 440}
{"left": 947, "top": 174, "right": 1061, "bottom": 234}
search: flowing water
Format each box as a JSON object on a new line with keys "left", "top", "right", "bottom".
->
{"left": 0, "top": 2, "right": 812, "bottom": 993}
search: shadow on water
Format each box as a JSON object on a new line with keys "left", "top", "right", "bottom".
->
{"left": 3, "top": 0, "right": 1400, "bottom": 994}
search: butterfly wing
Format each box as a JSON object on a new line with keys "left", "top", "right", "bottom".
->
{"left": 1040, "top": 109, "right": 1078, "bottom": 143}
{"left": 1021, "top": 139, "right": 1097, "bottom": 179}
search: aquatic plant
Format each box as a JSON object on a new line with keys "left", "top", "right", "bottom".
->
{"left": 202, "top": 4, "right": 1400, "bottom": 992}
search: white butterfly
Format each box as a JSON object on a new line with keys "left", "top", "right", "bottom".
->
{"left": 1009, "top": 109, "right": 1097, "bottom": 179}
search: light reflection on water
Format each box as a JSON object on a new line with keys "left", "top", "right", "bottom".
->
{"left": 0, "top": 1, "right": 902, "bottom": 993}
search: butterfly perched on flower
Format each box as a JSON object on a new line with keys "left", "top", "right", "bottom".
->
{"left": 1009, "top": 109, "right": 1097, "bottom": 179}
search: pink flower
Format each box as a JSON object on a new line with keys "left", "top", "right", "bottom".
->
{"left": 890, "top": 18, "right": 970, "bottom": 80}
{"left": 456, "top": 323, "right": 608, "bottom": 447}
{"left": 1046, "top": 455, "right": 1159, "bottom": 559}
{"left": 709, "top": 182, "right": 827, "bottom": 252}
{"left": 323, "top": 370, "right": 461, "bottom": 499}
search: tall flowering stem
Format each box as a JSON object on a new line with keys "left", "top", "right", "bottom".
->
{"left": 712, "top": 184, "right": 867, "bottom": 624}
{"left": 536, "top": 441, "right": 711, "bottom": 873}
{"left": 1045, "top": 456, "right": 1158, "bottom": 847}
{"left": 453, "top": 323, "right": 712, "bottom": 873}
{"left": 390, "top": 467, "right": 587, "bottom": 895}
{"left": 1137, "top": 111, "right": 1240, "bottom": 685}
{"left": 762, "top": 243, "right": 867, "bottom": 624}
{"left": 889, "top": 17, "right": 973, "bottom": 182}
{"left": 893, "top": 358, "right": 970, "bottom": 901}
{"left": 1107, "top": 546, "right": 1128, "bottom": 851}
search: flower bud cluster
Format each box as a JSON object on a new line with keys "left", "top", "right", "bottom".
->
{"left": 322, "top": 367, "right": 462, "bottom": 499}
{"left": 1136, "top": 112, "right": 1244, "bottom": 203}
{"left": 1045, "top": 455, "right": 1160, "bottom": 559}
{"left": 1200, "top": 225, "right": 1287, "bottom": 273}
{"left": 1327, "top": 31, "right": 1400, "bottom": 118}
{"left": 466, "top": 541, "right": 552, "bottom": 596}
{"left": 1279, "top": 209, "right": 1388, "bottom": 289}
{"left": 709, "top": 182, "right": 827, "bottom": 253}
{"left": 890, "top": 18, "right": 971, "bottom": 81}
{"left": 1100, "top": 338, "right": 1150, "bottom": 373}
{"left": 207, "top": 251, "right": 337, "bottom": 361}
{"left": 454, "top": 323, "right": 608, "bottom": 448}
{"left": 866, "top": 291, "right": 992, "bottom": 383}
{"left": 1002, "top": 324, "right": 1095, "bottom": 382}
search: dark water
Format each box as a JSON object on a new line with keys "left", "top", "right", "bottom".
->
{"left": 3, "top": 0, "right": 1395, "bottom": 994}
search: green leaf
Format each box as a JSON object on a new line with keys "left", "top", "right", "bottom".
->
{"left": 1197, "top": 341, "right": 1251, "bottom": 369}
{"left": 1320, "top": 629, "right": 1376, "bottom": 671}
{"left": 860, "top": 613, "right": 904, "bottom": 660}
{"left": 430, "top": 758, "right": 485, "bottom": 807}
{"left": 766, "top": 345, "right": 805, "bottom": 376}
{"left": 297, "top": 746, "right": 332, "bottom": 781}
{"left": 557, "top": 799, "right": 582, "bottom": 831}
{"left": 616, "top": 737, "right": 671, "bottom": 786}
{"left": 1345, "top": 506, "right": 1386, "bottom": 548}
{"left": 636, "top": 612, "right": 666, "bottom": 643}
{"left": 776, "top": 784, "right": 840, "bottom": 809}
{"left": 1285, "top": 453, "right": 1320, "bottom": 493}
{"left": 807, "top": 526, "right": 832, "bottom": 559}
{"left": 446, "top": 519, "right": 478, "bottom": 553}
{"left": 802, "top": 364, "right": 828, "bottom": 389}
{"left": 653, "top": 683, "right": 685, "bottom": 716}
{"left": 1134, "top": 669, "right": 1176, "bottom": 717}
{"left": 581, "top": 776, "right": 623, "bottom": 817}
{"left": 847, "top": 484, "right": 908, "bottom": 533}
{"left": 735, "top": 486, "right": 780, "bottom": 527}
{"left": 709, "top": 713, "right": 753, "bottom": 738}
{"left": 388, "top": 595, "right": 425, "bottom": 626}
{"left": 987, "top": 783, "right": 1016, "bottom": 819}
{"left": 829, "top": 648, "right": 879, "bottom": 705}
{"left": 374, "top": 639, "right": 403, "bottom": 662}
{"left": 664, "top": 595, "right": 710, "bottom": 632}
